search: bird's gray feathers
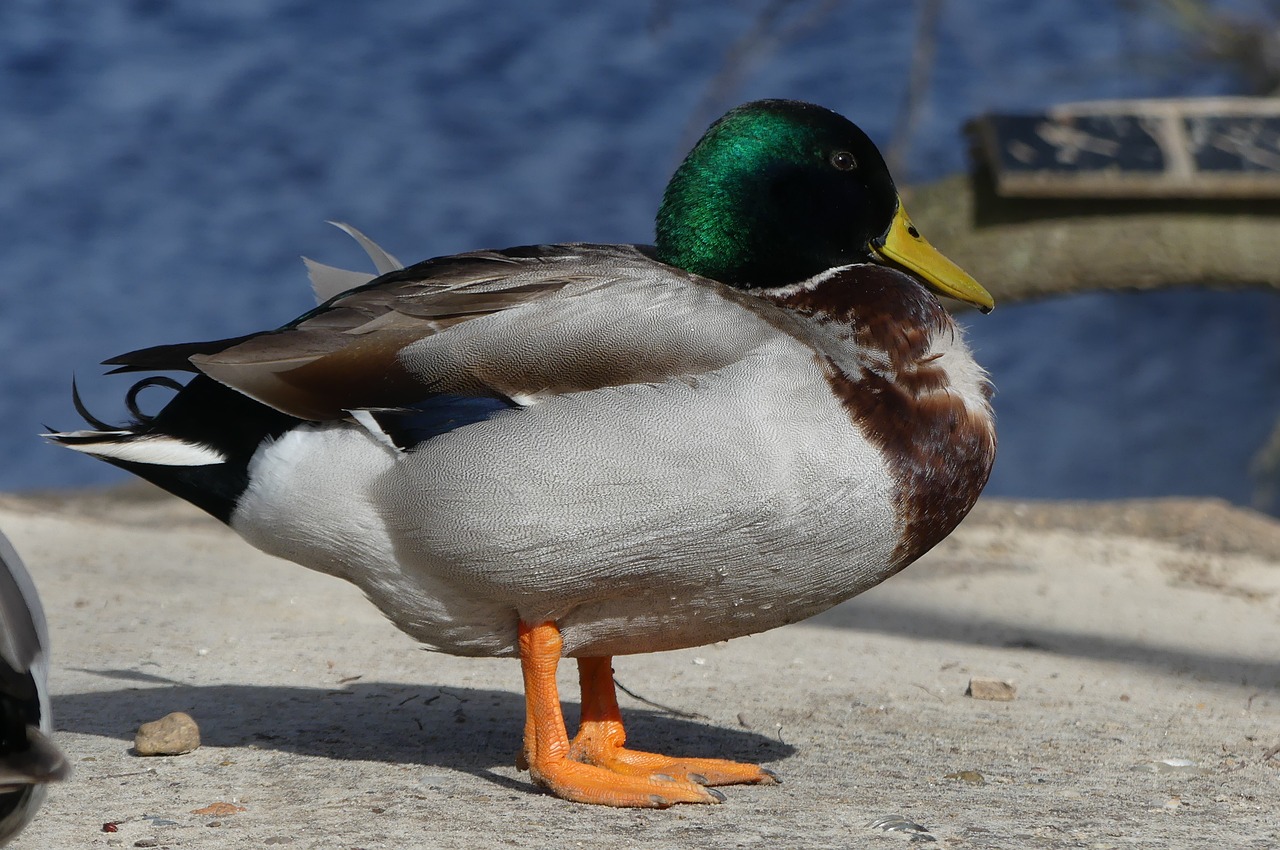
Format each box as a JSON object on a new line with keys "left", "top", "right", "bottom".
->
{"left": 0, "top": 533, "right": 47, "bottom": 687}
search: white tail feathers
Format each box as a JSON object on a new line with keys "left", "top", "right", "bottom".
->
{"left": 45, "top": 431, "right": 225, "bottom": 466}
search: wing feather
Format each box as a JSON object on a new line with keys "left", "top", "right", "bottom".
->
{"left": 119, "top": 244, "right": 786, "bottom": 420}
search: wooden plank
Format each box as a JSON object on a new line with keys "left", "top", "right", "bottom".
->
{"left": 968, "top": 97, "right": 1280, "bottom": 198}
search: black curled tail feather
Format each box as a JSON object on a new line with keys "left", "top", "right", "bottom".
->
{"left": 50, "top": 375, "right": 302, "bottom": 525}
{"left": 124, "top": 376, "right": 185, "bottom": 422}
{"left": 69, "top": 377, "right": 115, "bottom": 431}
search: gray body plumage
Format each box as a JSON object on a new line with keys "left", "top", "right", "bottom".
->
{"left": 216, "top": 248, "right": 988, "bottom": 657}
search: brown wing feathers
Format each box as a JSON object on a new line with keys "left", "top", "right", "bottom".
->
{"left": 100, "top": 245, "right": 663, "bottom": 421}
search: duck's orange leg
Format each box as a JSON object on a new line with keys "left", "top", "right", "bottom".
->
{"left": 568, "top": 655, "right": 779, "bottom": 787}
{"left": 517, "top": 621, "right": 722, "bottom": 807}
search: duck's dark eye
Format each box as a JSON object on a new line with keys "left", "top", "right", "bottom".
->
{"left": 830, "top": 150, "right": 857, "bottom": 171}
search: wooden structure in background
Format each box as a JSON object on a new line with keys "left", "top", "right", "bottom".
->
{"left": 907, "top": 98, "right": 1280, "bottom": 306}
{"left": 967, "top": 97, "right": 1280, "bottom": 199}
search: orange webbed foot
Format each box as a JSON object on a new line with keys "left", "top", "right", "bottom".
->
{"left": 567, "top": 732, "right": 779, "bottom": 787}
{"left": 529, "top": 752, "right": 726, "bottom": 808}
{"left": 568, "top": 655, "right": 779, "bottom": 787}
{"left": 519, "top": 622, "right": 767, "bottom": 807}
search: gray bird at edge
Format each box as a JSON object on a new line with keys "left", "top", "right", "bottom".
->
{"left": 0, "top": 530, "right": 68, "bottom": 845}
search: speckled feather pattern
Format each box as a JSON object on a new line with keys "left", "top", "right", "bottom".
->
{"left": 225, "top": 248, "right": 994, "bottom": 658}
{"left": 765, "top": 264, "right": 995, "bottom": 569}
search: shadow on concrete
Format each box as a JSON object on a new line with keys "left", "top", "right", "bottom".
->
{"left": 813, "top": 599, "right": 1280, "bottom": 690}
{"left": 51, "top": 678, "right": 795, "bottom": 785}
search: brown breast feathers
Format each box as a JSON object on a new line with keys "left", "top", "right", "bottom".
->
{"left": 766, "top": 265, "right": 996, "bottom": 570}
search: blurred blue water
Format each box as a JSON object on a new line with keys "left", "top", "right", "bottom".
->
{"left": 2, "top": 1, "right": 1277, "bottom": 509}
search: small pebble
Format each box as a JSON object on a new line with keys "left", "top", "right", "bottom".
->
{"left": 135, "top": 712, "right": 201, "bottom": 756}
{"left": 966, "top": 677, "right": 1017, "bottom": 701}
{"left": 945, "top": 769, "right": 986, "bottom": 785}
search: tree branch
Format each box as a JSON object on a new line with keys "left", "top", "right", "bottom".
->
{"left": 906, "top": 170, "right": 1280, "bottom": 304}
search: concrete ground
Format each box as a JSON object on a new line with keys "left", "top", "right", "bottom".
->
{"left": 1, "top": 488, "right": 1277, "bottom": 849}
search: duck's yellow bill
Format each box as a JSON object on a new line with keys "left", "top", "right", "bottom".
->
{"left": 871, "top": 204, "right": 995, "bottom": 314}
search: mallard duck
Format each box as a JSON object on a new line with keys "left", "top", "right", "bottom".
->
{"left": 49, "top": 99, "right": 995, "bottom": 807}
{"left": 0, "top": 531, "right": 69, "bottom": 842}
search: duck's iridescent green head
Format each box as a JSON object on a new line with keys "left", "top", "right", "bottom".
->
{"left": 656, "top": 99, "right": 993, "bottom": 312}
